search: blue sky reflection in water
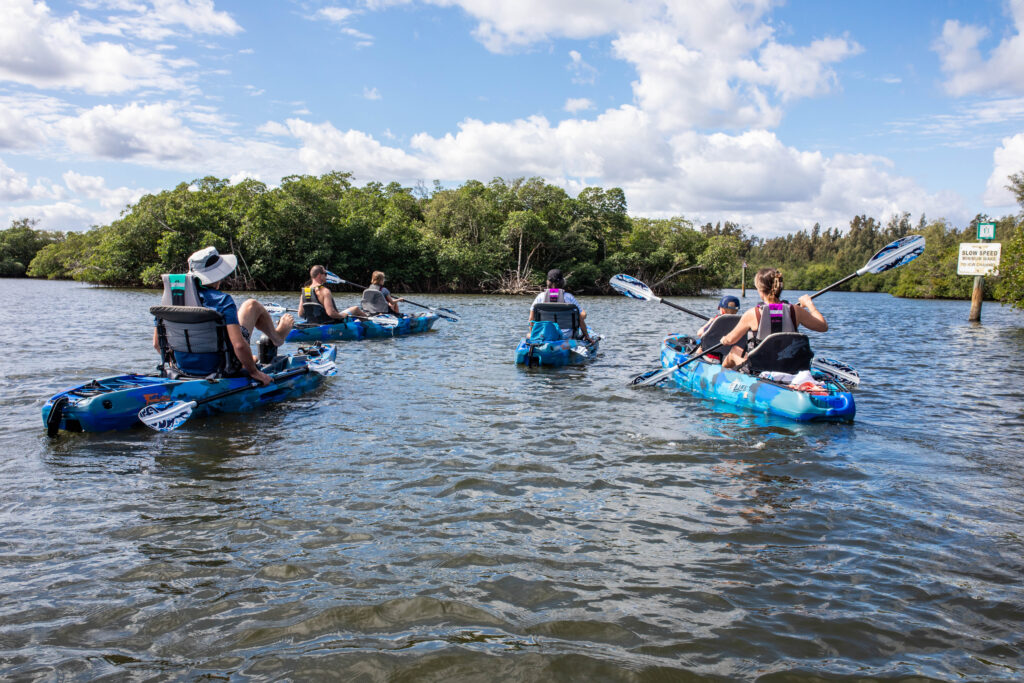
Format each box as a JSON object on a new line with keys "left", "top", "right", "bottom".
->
{"left": 2, "top": 278, "right": 1024, "bottom": 679}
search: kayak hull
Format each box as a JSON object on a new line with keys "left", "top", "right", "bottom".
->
{"left": 286, "top": 313, "right": 439, "bottom": 342}
{"left": 660, "top": 334, "right": 855, "bottom": 422}
{"left": 42, "top": 344, "right": 337, "bottom": 434}
{"left": 515, "top": 336, "right": 600, "bottom": 367}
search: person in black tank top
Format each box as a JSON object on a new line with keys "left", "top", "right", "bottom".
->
{"left": 718, "top": 268, "right": 828, "bottom": 369}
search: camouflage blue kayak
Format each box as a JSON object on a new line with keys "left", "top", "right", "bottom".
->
{"left": 285, "top": 313, "right": 439, "bottom": 343}
{"left": 43, "top": 344, "right": 337, "bottom": 434}
{"left": 660, "top": 334, "right": 855, "bottom": 422}
{"left": 514, "top": 335, "right": 600, "bottom": 367}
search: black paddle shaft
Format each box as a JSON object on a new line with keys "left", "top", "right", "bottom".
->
{"left": 191, "top": 365, "right": 310, "bottom": 408}
{"left": 661, "top": 298, "right": 710, "bottom": 321}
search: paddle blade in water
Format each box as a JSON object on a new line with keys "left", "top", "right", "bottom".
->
{"left": 610, "top": 274, "right": 655, "bottom": 300}
{"left": 811, "top": 357, "right": 860, "bottom": 388}
{"left": 629, "top": 367, "right": 669, "bottom": 387}
{"left": 862, "top": 235, "right": 925, "bottom": 274}
{"left": 308, "top": 359, "right": 337, "bottom": 376}
{"left": 138, "top": 400, "right": 196, "bottom": 432}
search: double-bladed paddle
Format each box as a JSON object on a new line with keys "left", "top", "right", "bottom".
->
{"left": 325, "top": 271, "right": 460, "bottom": 322}
{"left": 137, "top": 357, "right": 338, "bottom": 432}
{"left": 619, "top": 234, "right": 925, "bottom": 387}
{"left": 630, "top": 343, "right": 725, "bottom": 387}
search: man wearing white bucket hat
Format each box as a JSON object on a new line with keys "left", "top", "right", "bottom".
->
{"left": 152, "top": 246, "right": 293, "bottom": 386}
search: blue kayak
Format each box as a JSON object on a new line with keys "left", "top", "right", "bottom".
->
{"left": 286, "top": 313, "right": 439, "bottom": 343}
{"left": 659, "top": 334, "right": 855, "bottom": 422}
{"left": 43, "top": 344, "right": 337, "bottom": 434}
{"left": 515, "top": 335, "right": 600, "bottom": 367}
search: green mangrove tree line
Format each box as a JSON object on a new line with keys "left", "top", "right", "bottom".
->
{"left": 4, "top": 171, "right": 1024, "bottom": 307}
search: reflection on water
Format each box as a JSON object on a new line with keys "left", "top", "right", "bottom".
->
{"left": 2, "top": 278, "right": 1024, "bottom": 679}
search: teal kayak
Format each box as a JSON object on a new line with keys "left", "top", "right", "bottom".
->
{"left": 286, "top": 313, "right": 439, "bottom": 342}
{"left": 660, "top": 334, "right": 855, "bottom": 422}
{"left": 515, "top": 335, "right": 600, "bottom": 367}
{"left": 43, "top": 344, "right": 337, "bottom": 434}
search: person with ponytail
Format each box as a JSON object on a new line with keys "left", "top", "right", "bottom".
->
{"left": 717, "top": 267, "right": 828, "bottom": 369}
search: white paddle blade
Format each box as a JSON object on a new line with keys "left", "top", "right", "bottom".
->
{"left": 370, "top": 314, "right": 400, "bottom": 328}
{"left": 138, "top": 400, "right": 197, "bottom": 432}
{"left": 811, "top": 357, "right": 860, "bottom": 388}
{"left": 324, "top": 271, "right": 343, "bottom": 284}
{"left": 307, "top": 358, "right": 337, "bottom": 377}
{"left": 860, "top": 235, "right": 925, "bottom": 275}
{"left": 263, "top": 302, "right": 287, "bottom": 315}
{"left": 610, "top": 274, "right": 657, "bottom": 301}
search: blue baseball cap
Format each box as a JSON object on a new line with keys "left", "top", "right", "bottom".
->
{"left": 718, "top": 295, "right": 740, "bottom": 311}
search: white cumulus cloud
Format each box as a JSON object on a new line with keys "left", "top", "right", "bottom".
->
{"left": 935, "top": 0, "right": 1024, "bottom": 97}
{"left": 984, "top": 133, "right": 1024, "bottom": 207}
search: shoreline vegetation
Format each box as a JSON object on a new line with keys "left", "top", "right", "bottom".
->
{"left": 3, "top": 171, "right": 1024, "bottom": 307}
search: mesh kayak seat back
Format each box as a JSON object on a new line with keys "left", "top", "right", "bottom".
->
{"left": 697, "top": 314, "right": 743, "bottom": 361}
{"left": 740, "top": 332, "right": 813, "bottom": 376}
{"left": 531, "top": 302, "right": 581, "bottom": 339}
{"left": 151, "top": 274, "right": 241, "bottom": 379}
{"left": 300, "top": 301, "right": 330, "bottom": 324}
{"left": 360, "top": 287, "right": 391, "bottom": 315}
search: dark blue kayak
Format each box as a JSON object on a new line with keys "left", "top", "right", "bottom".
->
{"left": 43, "top": 344, "right": 337, "bottom": 434}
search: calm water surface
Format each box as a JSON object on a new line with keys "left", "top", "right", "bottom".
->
{"left": 2, "top": 278, "right": 1024, "bottom": 680}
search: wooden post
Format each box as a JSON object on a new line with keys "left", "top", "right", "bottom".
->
{"left": 969, "top": 275, "right": 984, "bottom": 321}
{"left": 741, "top": 263, "right": 746, "bottom": 298}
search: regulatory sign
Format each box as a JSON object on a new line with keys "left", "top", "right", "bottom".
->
{"left": 957, "top": 242, "right": 1001, "bottom": 276}
{"left": 977, "top": 221, "right": 996, "bottom": 240}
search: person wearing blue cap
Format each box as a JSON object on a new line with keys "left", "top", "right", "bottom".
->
{"left": 696, "top": 295, "right": 741, "bottom": 338}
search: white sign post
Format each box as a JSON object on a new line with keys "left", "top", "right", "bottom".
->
{"left": 958, "top": 242, "right": 1002, "bottom": 321}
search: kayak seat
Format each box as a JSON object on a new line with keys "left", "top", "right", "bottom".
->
{"left": 740, "top": 332, "right": 813, "bottom": 376}
{"left": 532, "top": 302, "right": 582, "bottom": 340}
{"left": 697, "top": 314, "right": 743, "bottom": 362}
{"left": 299, "top": 301, "right": 331, "bottom": 324}
{"left": 151, "top": 303, "right": 242, "bottom": 380}
{"left": 360, "top": 288, "right": 391, "bottom": 315}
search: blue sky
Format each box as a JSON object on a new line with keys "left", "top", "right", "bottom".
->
{"left": 2, "top": 0, "right": 1023, "bottom": 236}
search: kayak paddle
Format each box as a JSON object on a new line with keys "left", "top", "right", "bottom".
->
{"left": 612, "top": 274, "right": 861, "bottom": 385}
{"left": 262, "top": 303, "right": 400, "bottom": 328}
{"left": 630, "top": 342, "right": 724, "bottom": 386}
{"left": 609, "top": 274, "right": 711, "bottom": 321}
{"left": 138, "top": 358, "right": 338, "bottom": 432}
{"left": 622, "top": 234, "right": 925, "bottom": 388}
{"left": 809, "top": 357, "right": 860, "bottom": 389}
{"left": 325, "top": 271, "right": 460, "bottom": 322}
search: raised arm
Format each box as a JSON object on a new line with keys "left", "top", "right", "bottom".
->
{"left": 796, "top": 294, "right": 828, "bottom": 332}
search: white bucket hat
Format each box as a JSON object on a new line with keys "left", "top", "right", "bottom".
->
{"left": 187, "top": 246, "right": 237, "bottom": 285}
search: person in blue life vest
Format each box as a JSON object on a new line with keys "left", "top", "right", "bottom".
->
{"left": 341, "top": 271, "right": 405, "bottom": 318}
{"left": 298, "top": 265, "right": 348, "bottom": 323}
{"left": 152, "top": 246, "right": 294, "bottom": 386}
{"left": 717, "top": 267, "right": 827, "bottom": 369}
{"left": 696, "top": 294, "right": 740, "bottom": 338}
{"left": 529, "top": 268, "right": 592, "bottom": 341}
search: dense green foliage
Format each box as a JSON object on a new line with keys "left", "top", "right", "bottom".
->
{"left": 23, "top": 174, "right": 733, "bottom": 295}
{"left": 996, "top": 173, "right": 1024, "bottom": 310}
{"left": 739, "top": 212, "right": 1019, "bottom": 300}
{"left": 0, "top": 219, "right": 65, "bottom": 277}
{"left": 9, "top": 171, "right": 1024, "bottom": 304}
